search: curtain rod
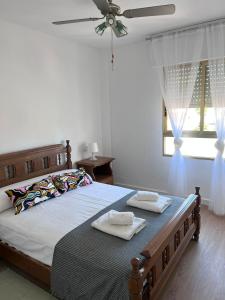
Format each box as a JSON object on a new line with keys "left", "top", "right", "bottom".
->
{"left": 146, "top": 16, "right": 225, "bottom": 41}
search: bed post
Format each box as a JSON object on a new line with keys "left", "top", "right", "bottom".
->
{"left": 193, "top": 186, "right": 201, "bottom": 241}
{"left": 129, "top": 258, "right": 144, "bottom": 300}
{"left": 66, "top": 140, "right": 72, "bottom": 169}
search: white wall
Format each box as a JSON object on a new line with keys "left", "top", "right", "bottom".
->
{"left": 0, "top": 18, "right": 213, "bottom": 200}
{"left": 106, "top": 42, "right": 212, "bottom": 200}
{"left": 99, "top": 49, "right": 112, "bottom": 156}
{"left": 0, "top": 19, "right": 104, "bottom": 163}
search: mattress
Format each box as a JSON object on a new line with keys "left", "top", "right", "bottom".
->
{"left": 0, "top": 182, "right": 132, "bottom": 266}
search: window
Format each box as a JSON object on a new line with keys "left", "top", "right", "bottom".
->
{"left": 163, "top": 60, "right": 217, "bottom": 159}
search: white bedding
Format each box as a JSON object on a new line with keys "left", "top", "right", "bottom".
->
{"left": 0, "top": 182, "right": 132, "bottom": 266}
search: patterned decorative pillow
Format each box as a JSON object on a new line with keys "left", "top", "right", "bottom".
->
{"left": 5, "top": 177, "right": 61, "bottom": 215}
{"left": 51, "top": 174, "right": 78, "bottom": 194}
{"left": 79, "top": 173, "right": 93, "bottom": 187}
{"left": 64, "top": 168, "right": 93, "bottom": 186}
{"left": 64, "top": 168, "right": 93, "bottom": 187}
{"left": 52, "top": 168, "right": 93, "bottom": 194}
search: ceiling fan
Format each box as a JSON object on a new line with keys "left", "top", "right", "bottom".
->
{"left": 52, "top": 0, "right": 176, "bottom": 38}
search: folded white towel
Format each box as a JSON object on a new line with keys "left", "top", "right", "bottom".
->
{"left": 91, "top": 210, "right": 146, "bottom": 240}
{"left": 108, "top": 210, "right": 134, "bottom": 225}
{"left": 136, "top": 191, "right": 159, "bottom": 201}
{"left": 127, "top": 196, "right": 172, "bottom": 214}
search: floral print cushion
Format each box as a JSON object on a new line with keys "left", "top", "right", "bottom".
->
{"left": 5, "top": 177, "right": 61, "bottom": 215}
{"left": 51, "top": 174, "right": 78, "bottom": 194}
{"left": 52, "top": 168, "right": 93, "bottom": 194}
{"left": 64, "top": 168, "right": 93, "bottom": 187}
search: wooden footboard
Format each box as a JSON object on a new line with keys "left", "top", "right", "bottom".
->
{"left": 128, "top": 187, "right": 201, "bottom": 300}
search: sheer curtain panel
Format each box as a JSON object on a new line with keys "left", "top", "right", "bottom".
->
{"left": 206, "top": 23, "right": 225, "bottom": 215}
{"left": 150, "top": 29, "right": 204, "bottom": 196}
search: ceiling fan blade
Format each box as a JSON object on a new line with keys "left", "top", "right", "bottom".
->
{"left": 92, "top": 0, "right": 110, "bottom": 14}
{"left": 122, "top": 4, "right": 176, "bottom": 19}
{"left": 52, "top": 17, "right": 103, "bottom": 25}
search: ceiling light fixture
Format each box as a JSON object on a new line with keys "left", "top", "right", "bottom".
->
{"left": 52, "top": 0, "right": 175, "bottom": 69}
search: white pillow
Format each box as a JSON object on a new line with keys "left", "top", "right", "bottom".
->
{"left": 0, "top": 169, "right": 78, "bottom": 213}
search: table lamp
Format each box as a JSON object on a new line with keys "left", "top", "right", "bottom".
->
{"left": 89, "top": 142, "right": 99, "bottom": 160}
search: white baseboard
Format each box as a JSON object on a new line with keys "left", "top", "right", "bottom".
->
{"left": 115, "top": 182, "right": 209, "bottom": 207}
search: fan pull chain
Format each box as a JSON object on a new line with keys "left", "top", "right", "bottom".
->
{"left": 110, "top": 27, "right": 115, "bottom": 71}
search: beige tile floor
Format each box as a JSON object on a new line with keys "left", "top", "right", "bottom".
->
{"left": 0, "top": 261, "right": 54, "bottom": 300}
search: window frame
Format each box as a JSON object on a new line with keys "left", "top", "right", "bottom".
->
{"left": 163, "top": 60, "right": 217, "bottom": 160}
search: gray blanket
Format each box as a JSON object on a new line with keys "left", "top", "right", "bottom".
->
{"left": 51, "top": 191, "right": 183, "bottom": 300}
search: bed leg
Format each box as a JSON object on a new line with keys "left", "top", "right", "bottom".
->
{"left": 193, "top": 186, "right": 201, "bottom": 241}
{"left": 129, "top": 258, "right": 143, "bottom": 300}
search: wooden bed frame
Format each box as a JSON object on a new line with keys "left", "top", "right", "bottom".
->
{"left": 0, "top": 141, "right": 201, "bottom": 300}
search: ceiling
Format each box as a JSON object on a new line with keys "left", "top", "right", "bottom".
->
{"left": 0, "top": 0, "right": 225, "bottom": 48}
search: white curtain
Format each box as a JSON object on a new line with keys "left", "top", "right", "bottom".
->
{"left": 206, "top": 23, "right": 225, "bottom": 215}
{"left": 163, "top": 64, "right": 200, "bottom": 196}
{"left": 150, "top": 29, "right": 204, "bottom": 196}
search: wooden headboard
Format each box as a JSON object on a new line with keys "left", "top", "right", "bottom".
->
{"left": 0, "top": 140, "right": 72, "bottom": 188}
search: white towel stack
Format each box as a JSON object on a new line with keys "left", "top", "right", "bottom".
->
{"left": 127, "top": 191, "right": 172, "bottom": 214}
{"left": 136, "top": 191, "right": 159, "bottom": 201}
{"left": 108, "top": 210, "right": 134, "bottom": 225}
{"left": 91, "top": 210, "right": 146, "bottom": 240}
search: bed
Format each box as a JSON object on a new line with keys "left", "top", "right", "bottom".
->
{"left": 0, "top": 141, "right": 201, "bottom": 300}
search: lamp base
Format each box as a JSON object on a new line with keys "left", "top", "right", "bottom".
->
{"left": 90, "top": 153, "right": 97, "bottom": 160}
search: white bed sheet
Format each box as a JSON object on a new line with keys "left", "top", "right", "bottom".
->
{"left": 0, "top": 183, "right": 132, "bottom": 266}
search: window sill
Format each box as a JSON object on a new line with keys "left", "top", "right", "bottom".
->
{"left": 163, "top": 153, "right": 214, "bottom": 161}
{"left": 164, "top": 131, "right": 217, "bottom": 139}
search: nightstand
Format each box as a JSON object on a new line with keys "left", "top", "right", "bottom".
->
{"left": 76, "top": 156, "right": 115, "bottom": 184}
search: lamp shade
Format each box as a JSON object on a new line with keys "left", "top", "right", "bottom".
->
{"left": 89, "top": 142, "right": 99, "bottom": 153}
